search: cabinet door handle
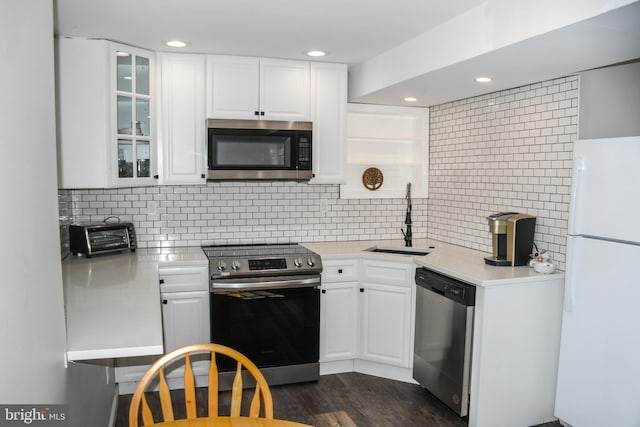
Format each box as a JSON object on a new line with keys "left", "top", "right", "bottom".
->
{"left": 159, "top": 279, "right": 165, "bottom": 284}
{"left": 201, "top": 174, "right": 205, "bottom": 179}
{"left": 338, "top": 269, "right": 343, "bottom": 274}
{"left": 321, "top": 289, "right": 326, "bottom": 294}
{"left": 360, "top": 288, "right": 365, "bottom": 293}
{"left": 153, "top": 175, "right": 159, "bottom": 179}
{"left": 162, "top": 299, "right": 168, "bottom": 304}
{"left": 260, "top": 111, "right": 265, "bottom": 116}
{"left": 254, "top": 111, "right": 260, "bottom": 116}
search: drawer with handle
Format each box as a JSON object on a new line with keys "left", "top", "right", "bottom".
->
{"left": 321, "top": 259, "right": 358, "bottom": 282}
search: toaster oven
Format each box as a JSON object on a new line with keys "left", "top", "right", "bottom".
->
{"left": 69, "top": 223, "right": 137, "bottom": 257}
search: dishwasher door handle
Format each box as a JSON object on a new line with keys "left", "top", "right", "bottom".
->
{"left": 431, "top": 287, "right": 446, "bottom": 297}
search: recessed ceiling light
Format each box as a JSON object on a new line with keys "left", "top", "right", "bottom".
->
{"left": 404, "top": 97, "right": 417, "bottom": 102}
{"left": 475, "top": 76, "right": 493, "bottom": 83}
{"left": 165, "top": 40, "right": 189, "bottom": 48}
{"left": 306, "top": 50, "right": 326, "bottom": 57}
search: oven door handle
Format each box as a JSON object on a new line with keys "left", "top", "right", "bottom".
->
{"left": 211, "top": 275, "right": 321, "bottom": 291}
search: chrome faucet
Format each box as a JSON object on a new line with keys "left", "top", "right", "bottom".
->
{"left": 401, "top": 183, "right": 413, "bottom": 247}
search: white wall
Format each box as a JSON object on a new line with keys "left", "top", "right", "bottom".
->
{"left": 0, "top": 0, "right": 68, "bottom": 404}
{"left": 579, "top": 61, "right": 640, "bottom": 139}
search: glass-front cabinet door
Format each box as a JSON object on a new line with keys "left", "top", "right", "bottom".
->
{"left": 113, "top": 45, "right": 155, "bottom": 185}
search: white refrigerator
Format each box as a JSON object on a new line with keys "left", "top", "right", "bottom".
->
{"left": 555, "top": 136, "right": 640, "bottom": 427}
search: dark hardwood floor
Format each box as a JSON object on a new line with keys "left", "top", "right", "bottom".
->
{"left": 116, "top": 372, "right": 563, "bottom": 427}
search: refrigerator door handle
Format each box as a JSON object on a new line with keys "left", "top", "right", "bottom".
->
{"left": 564, "top": 236, "right": 580, "bottom": 312}
{"left": 568, "top": 155, "right": 585, "bottom": 234}
{"left": 564, "top": 267, "right": 575, "bottom": 312}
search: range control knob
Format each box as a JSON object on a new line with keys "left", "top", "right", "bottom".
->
{"left": 216, "top": 260, "right": 227, "bottom": 271}
{"left": 294, "top": 257, "right": 303, "bottom": 268}
{"left": 231, "top": 260, "right": 241, "bottom": 271}
{"left": 306, "top": 257, "right": 316, "bottom": 267}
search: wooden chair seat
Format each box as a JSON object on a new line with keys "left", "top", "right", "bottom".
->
{"left": 129, "top": 343, "right": 273, "bottom": 426}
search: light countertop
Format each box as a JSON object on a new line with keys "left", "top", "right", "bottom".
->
{"left": 302, "top": 239, "right": 564, "bottom": 287}
{"left": 62, "top": 247, "right": 207, "bottom": 361}
{"left": 63, "top": 240, "right": 562, "bottom": 362}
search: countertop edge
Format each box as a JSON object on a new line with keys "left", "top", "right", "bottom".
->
{"left": 67, "top": 345, "right": 165, "bottom": 362}
{"left": 302, "top": 239, "right": 564, "bottom": 287}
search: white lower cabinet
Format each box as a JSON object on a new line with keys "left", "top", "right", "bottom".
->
{"left": 359, "top": 260, "right": 414, "bottom": 368}
{"left": 161, "top": 291, "right": 209, "bottom": 352}
{"left": 320, "top": 259, "right": 359, "bottom": 362}
{"left": 320, "top": 258, "right": 415, "bottom": 380}
{"left": 359, "top": 281, "right": 412, "bottom": 367}
{"left": 158, "top": 265, "right": 210, "bottom": 351}
{"left": 320, "top": 281, "right": 358, "bottom": 362}
{"left": 116, "top": 263, "right": 209, "bottom": 393}
{"left": 468, "top": 278, "right": 564, "bottom": 427}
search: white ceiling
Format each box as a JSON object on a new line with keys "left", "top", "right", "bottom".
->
{"left": 54, "top": 0, "right": 640, "bottom": 107}
{"left": 54, "top": 0, "right": 488, "bottom": 64}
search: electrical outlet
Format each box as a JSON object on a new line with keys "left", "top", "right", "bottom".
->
{"left": 147, "top": 200, "right": 157, "bottom": 216}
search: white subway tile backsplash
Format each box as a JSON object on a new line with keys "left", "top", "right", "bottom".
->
{"left": 429, "top": 76, "right": 577, "bottom": 270}
{"left": 69, "top": 181, "right": 427, "bottom": 248}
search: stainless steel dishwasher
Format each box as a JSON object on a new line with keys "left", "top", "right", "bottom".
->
{"left": 413, "top": 267, "right": 476, "bottom": 417}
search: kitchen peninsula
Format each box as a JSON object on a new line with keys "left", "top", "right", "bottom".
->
{"left": 62, "top": 247, "right": 208, "bottom": 361}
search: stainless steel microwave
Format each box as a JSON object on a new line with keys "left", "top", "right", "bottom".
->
{"left": 207, "top": 119, "right": 313, "bottom": 181}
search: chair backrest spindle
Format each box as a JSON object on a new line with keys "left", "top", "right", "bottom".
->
{"left": 207, "top": 351, "right": 219, "bottom": 417}
{"left": 128, "top": 343, "right": 274, "bottom": 427}
{"left": 184, "top": 353, "right": 197, "bottom": 419}
{"left": 158, "top": 369, "right": 174, "bottom": 421}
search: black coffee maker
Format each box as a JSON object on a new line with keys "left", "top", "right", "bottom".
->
{"left": 484, "top": 212, "right": 536, "bottom": 266}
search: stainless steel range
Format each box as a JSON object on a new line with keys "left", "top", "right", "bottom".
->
{"left": 202, "top": 243, "right": 322, "bottom": 386}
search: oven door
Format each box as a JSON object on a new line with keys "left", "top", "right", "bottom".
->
{"left": 210, "top": 275, "right": 320, "bottom": 372}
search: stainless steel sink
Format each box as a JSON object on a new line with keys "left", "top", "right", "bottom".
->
{"left": 364, "top": 245, "right": 433, "bottom": 256}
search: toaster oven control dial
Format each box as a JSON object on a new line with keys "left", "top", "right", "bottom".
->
{"left": 306, "top": 257, "right": 316, "bottom": 267}
{"left": 293, "top": 257, "right": 303, "bottom": 268}
{"left": 231, "top": 260, "right": 241, "bottom": 271}
{"left": 216, "top": 260, "right": 227, "bottom": 271}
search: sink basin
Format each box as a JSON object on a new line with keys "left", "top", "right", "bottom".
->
{"left": 364, "top": 246, "right": 433, "bottom": 256}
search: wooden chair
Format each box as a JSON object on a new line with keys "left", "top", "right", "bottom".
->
{"left": 129, "top": 343, "right": 274, "bottom": 426}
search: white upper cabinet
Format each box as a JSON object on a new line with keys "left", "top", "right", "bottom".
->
{"left": 206, "top": 56, "right": 310, "bottom": 120}
{"left": 205, "top": 56, "right": 259, "bottom": 119}
{"left": 309, "top": 62, "right": 348, "bottom": 184}
{"left": 157, "top": 53, "right": 206, "bottom": 185}
{"left": 57, "top": 37, "right": 157, "bottom": 188}
{"left": 259, "top": 59, "right": 310, "bottom": 120}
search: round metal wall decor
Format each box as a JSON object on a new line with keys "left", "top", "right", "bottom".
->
{"left": 362, "top": 167, "right": 384, "bottom": 191}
